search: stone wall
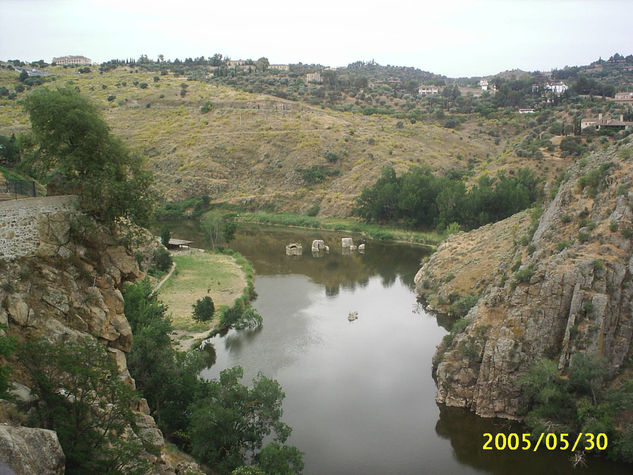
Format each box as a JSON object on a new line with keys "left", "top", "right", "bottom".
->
{"left": 0, "top": 196, "right": 77, "bottom": 260}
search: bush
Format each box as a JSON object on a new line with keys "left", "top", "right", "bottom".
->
{"left": 325, "top": 151, "right": 338, "bottom": 162}
{"left": 192, "top": 296, "right": 215, "bottom": 322}
{"left": 306, "top": 204, "right": 320, "bottom": 216}
{"left": 449, "top": 295, "right": 479, "bottom": 318}
{"left": 160, "top": 227, "right": 171, "bottom": 247}
{"left": 200, "top": 101, "right": 213, "bottom": 114}
{"left": 153, "top": 247, "right": 172, "bottom": 273}
{"left": 557, "top": 240, "right": 571, "bottom": 251}
{"left": 515, "top": 264, "right": 535, "bottom": 283}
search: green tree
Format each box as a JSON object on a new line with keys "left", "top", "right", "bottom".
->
{"left": 189, "top": 366, "right": 297, "bottom": 474}
{"left": 222, "top": 219, "right": 237, "bottom": 243}
{"left": 257, "top": 442, "right": 304, "bottom": 474}
{"left": 124, "top": 281, "right": 208, "bottom": 437}
{"left": 255, "top": 57, "right": 269, "bottom": 72}
{"left": 160, "top": 227, "right": 171, "bottom": 247}
{"left": 20, "top": 338, "right": 150, "bottom": 474}
{"left": 24, "top": 87, "right": 156, "bottom": 226}
{"left": 192, "top": 296, "right": 215, "bottom": 322}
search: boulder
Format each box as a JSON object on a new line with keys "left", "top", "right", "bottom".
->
{"left": 341, "top": 238, "right": 353, "bottom": 248}
{"left": 0, "top": 424, "right": 65, "bottom": 475}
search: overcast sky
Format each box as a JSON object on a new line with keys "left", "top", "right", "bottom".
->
{"left": 1, "top": 0, "right": 631, "bottom": 77}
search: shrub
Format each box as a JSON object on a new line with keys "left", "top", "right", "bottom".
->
{"left": 325, "top": 151, "right": 338, "bottom": 162}
{"left": 139, "top": 82, "right": 148, "bottom": 89}
{"left": 306, "top": 204, "right": 320, "bottom": 216}
{"left": 578, "top": 231, "right": 590, "bottom": 243}
{"left": 192, "top": 296, "right": 215, "bottom": 322}
{"left": 200, "top": 101, "right": 213, "bottom": 113}
{"left": 152, "top": 247, "right": 172, "bottom": 273}
{"left": 515, "top": 264, "right": 535, "bottom": 283}
{"left": 557, "top": 240, "right": 571, "bottom": 251}
{"left": 449, "top": 295, "right": 479, "bottom": 318}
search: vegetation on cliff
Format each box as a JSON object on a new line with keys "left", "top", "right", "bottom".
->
{"left": 418, "top": 141, "right": 633, "bottom": 463}
{"left": 19, "top": 338, "right": 150, "bottom": 474}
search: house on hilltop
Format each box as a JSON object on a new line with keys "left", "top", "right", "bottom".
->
{"left": 545, "top": 82, "right": 568, "bottom": 95}
{"left": 581, "top": 113, "right": 633, "bottom": 131}
{"left": 418, "top": 85, "right": 439, "bottom": 96}
{"left": 52, "top": 55, "right": 91, "bottom": 66}
{"left": 614, "top": 92, "right": 633, "bottom": 104}
{"left": 306, "top": 72, "right": 322, "bottom": 83}
{"left": 269, "top": 64, "right": 290, "bottom": 71}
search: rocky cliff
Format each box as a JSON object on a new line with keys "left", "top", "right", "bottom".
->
{"left": 0, "top": 202, "right": 173, "bottom": 474}
{"left": 415, "top": 144, "right": 633, "bottom": 419}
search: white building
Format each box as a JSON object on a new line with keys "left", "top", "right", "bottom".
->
{"left": 53, "top": 55, "right": 91, "bottom": 66}
{"left": 545, "top": 82, "right": 568, "bottom": 95}
{"left": 306, "top": 72, "right": 322, "bottom": 83}
{"left": 418, "top": 85, "right": 439, "bottom": 96}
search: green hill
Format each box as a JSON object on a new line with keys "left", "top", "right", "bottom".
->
{"left": 0, "top": 65, "right": 577, "bottom": 215}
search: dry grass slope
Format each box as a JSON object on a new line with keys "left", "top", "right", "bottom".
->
{"left": 0, "top": 66, "right": 570, "bottom": 215}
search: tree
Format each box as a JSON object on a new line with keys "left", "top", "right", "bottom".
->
{"left": 160, "top": 227, "right": 171, "bottom": 247}
{"left": 192, "top": 296, "right": 215, "bottom": 322}
{"left": 202, "top": 213, "right": 237, "bottom": 248}
{"left": 124, "top": 280, "right": 208, "bottom": 437}
{"left": 256, "top": 442, "right": 304, "bottom": 475}
{"left": 24, "top": 87, "right": 156, "bottom": 226}
{"left": 19, "top": 338, "right": 150, "bottom": 474}
{"left": 255, "top": 57, "right": 269, "bottom": 72}
{"left": 189, "top": 366, "right": 297, "bottom": 474}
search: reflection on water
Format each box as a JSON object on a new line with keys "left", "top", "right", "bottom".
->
{"left": 436, "top": 406, "right": 629, "bottom": 475}
{"left": 165, "top": 221, "right": 631, "bottom": 474}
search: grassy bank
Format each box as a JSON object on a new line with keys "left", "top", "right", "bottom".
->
{"left": 158, "top": 249, "right": 254, "bottom": 349}
{"left": 202, "top": 208, "right": 445, "bottom": 247}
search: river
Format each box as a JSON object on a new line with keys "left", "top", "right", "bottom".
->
{"left": 167, "top": 222, "right": 631, "bottom": 474}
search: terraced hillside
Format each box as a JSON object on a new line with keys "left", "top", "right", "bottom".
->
{"left": 0, "top": 66, "right": 572, "bottom": 215}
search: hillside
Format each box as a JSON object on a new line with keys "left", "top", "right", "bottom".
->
{"left": 415, "top": 142, "right": 633, "bottom": 459}
{"left": 0, "top": 65, "right": 575, "bottom": 215}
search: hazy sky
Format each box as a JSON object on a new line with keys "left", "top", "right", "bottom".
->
{"left": 1, "top": 0, "right": 631, "bottom": 77}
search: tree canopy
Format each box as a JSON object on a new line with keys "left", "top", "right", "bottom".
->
{"left": 24, "top": 87, "right": 156, "bottom": 226}
{"left": 355, "top": 165, "right": 542, "bottom": 230}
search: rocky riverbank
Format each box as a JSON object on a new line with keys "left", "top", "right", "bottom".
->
{"left": 416, "top": 144, "right": 633, "bottom": 420}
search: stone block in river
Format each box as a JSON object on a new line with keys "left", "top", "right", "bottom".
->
{"left": 341, "top": 237, "right": 353, "bottom": 248}
{"left": 286, "top": 243, "right": 303, "bottom": 256}
{"left": 311, "top": 239, "right": 325, "bottom": 252}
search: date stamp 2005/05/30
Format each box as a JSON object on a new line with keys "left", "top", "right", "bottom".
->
{"left": 483, "top": 432, "right": 608, "bottom": 452}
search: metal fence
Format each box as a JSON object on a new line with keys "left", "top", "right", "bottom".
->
{"left": 1, "top": 179, "right": 37, "bottom": 198}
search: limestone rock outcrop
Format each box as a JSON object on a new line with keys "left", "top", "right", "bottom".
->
{"left": 416, "top": 145, "right": 633, "bottom": 419}
{"left": 0, "top": 204, "right": 170, "bottom": 473}
{"left": 0, "top": 424, "right": 65, "bottom": 475}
